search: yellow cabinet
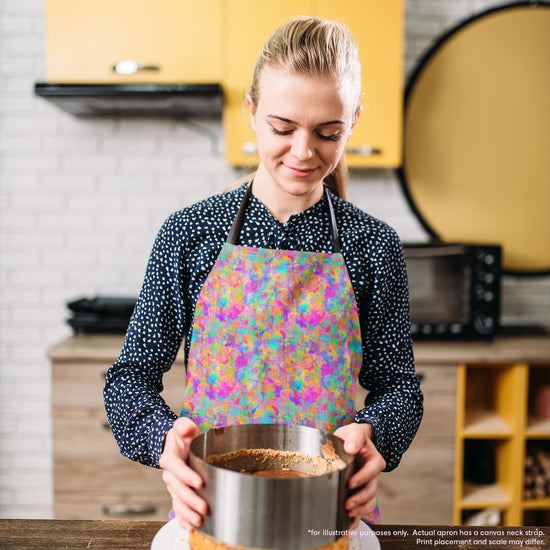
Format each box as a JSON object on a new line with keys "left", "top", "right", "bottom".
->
{"left": 317, "top": 1, "right": 404, "bottom": 168}
{"left": 221, "top": 0, "right": 315, "bottom": 168}
{"left": 45, "top": 0, "right": 222, "bottom": 83}
{"left": 223, "top": 0, "right": 404, "bottom": 167}
{"left": 454, "top": 362, "right": 550, "bottom": 526}
{"left": 45, "top": 1, "right": 403, "bottom": 167}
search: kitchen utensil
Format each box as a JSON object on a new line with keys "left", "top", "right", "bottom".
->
{"left": 189, "top": 423, "right": 354, "bottom": 550}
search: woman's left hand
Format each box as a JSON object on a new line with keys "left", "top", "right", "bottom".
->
{"left": 333, "top": 422, "right": 386, "bottom": 529}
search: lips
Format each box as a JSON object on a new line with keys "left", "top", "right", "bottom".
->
{"left": 282, "top": 163, "right": 318, "bottom": 178}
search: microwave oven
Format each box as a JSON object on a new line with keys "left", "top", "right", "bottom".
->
{"left": 403, "top": 243, "right": 502, "bottom": 339}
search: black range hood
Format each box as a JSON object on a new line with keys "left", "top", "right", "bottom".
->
{"left": 34, "top": 82, "right": 223, "bottom": 117}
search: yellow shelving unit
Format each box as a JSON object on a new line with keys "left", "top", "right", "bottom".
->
{"left": 454, "top": 362, "right": 550, "bottom": 526}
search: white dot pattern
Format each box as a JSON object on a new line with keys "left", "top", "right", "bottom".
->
{"left": 104, "top": 184, "right": 424, "bottom": 470}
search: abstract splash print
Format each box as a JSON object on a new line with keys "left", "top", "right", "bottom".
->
{"left": 180, "top": 243, "right": 362, "bottom": 434}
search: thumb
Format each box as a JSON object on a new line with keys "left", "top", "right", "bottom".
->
{"left": 344, "top": 435, "right": 363, "bottom": 455}
{"left": 336, "top": 424, "right": 368, "bottom": 455}
{"left": 173, "top": 417, "right": 201, "bottom": 444}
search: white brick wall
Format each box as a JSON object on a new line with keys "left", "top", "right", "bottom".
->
{"left": 1, "top": 0, "right": 548, "bottom": 518}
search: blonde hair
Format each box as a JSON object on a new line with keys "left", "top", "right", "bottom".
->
{"left": 249, "top": 16, "right": 361, "bottom": 199}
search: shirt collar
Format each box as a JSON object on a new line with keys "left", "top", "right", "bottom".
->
{"left": 246, "top": 183, "right": 331, "bottom": 229}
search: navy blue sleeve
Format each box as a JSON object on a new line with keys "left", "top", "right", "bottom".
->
{"left": 351, "top": 227, "right": 423, "bottom": 472}
{"left": 103, "top": 213, "right": 187, "bottom": 467}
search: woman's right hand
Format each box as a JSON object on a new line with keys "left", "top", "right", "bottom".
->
{"left": 159, "top": 417, "right": 207, "bottom": 530}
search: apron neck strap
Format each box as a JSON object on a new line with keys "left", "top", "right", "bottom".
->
{"left": 226, "top": 183, "right": 341, "bottom": 253}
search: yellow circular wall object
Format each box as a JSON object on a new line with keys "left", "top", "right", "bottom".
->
{"left": 399, "top": 3, "right": 550, "bottom": 273}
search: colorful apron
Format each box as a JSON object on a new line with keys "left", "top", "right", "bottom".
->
{"left": 179, "top": 184, "right": 380, "bottom": 523}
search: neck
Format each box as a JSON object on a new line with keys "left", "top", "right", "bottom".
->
{"left": 251, "top": 165, "right": 324, "bottom": 223}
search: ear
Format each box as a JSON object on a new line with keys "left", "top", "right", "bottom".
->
{"left": 351, "top": 105, "right": 363, "bottom": 132}
{"left": 345, "top": 105, "right": 362, "bottom": 143}
{"left": 245, "top": 93, "right": 257, "bottom": 132}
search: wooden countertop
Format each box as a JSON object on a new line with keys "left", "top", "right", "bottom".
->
{"left": 0, "top": 520, "right": 548, "bottom": 550}
{"left": 0, "top": 520, "right": 162, "bottom": 549}
{"left": 47, "top": 333, "right": 550, "bottom": 365}
{"left": 47, "top": 334, "right": 187, "bottom": 364}
{"left": 410, "top": 334, "right": 550, "bottom": 365}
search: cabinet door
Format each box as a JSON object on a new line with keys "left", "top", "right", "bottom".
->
{"left": 222, "top": 0, "right": 316, "bottom": 167}
{"left": 45, "top": 0, "right": 222, "bottom": 83}
{"left": 316, "top": 0, "right": 404, "bottom": 167}
{"left": 51, "top": 352, "right": 186, "bottom": 520}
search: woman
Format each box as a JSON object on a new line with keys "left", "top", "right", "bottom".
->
{"left": 104, "top": 15, "right": 423, "bottom": 532}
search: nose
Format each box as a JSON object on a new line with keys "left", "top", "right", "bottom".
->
{"left": 290, "top": 131, "right": 313, "bottom": 161}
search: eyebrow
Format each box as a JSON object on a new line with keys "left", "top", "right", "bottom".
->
{"left": 266, "top": 115, "right": 345, "bottom": 127}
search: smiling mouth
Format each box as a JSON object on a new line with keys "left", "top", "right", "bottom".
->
{"left": 282, "top": 164, "right": 318, "bottom": 177}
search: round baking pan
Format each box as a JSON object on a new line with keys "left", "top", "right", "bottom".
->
{"left": 189, "top": 423, "right": 354, "bottom": 550}
{"left": 398, "top": 2, "right": 550, "bottom": 274}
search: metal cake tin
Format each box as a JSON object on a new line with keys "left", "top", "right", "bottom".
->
{"left": 189, "top": 423, "right": 354, "bottom": 550}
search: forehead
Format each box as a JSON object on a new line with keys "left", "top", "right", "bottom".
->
{"left": 256, "top": 67, "right": 355, "bottom": 120}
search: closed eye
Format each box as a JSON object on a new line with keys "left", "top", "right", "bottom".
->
{"left": 316, "top": 131, "right": 342, "bottom": 142}
{"left": 269, "top": 125, "right": 342, "bottom": 142}
{"left": 269, "top": 125, "right": 293, "bottom": 136}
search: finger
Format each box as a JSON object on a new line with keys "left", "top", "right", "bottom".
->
{"left": 169, "top": 420, "right": 201, "bottom": 459}
{"left": 335, "top": 425, "right": 368, "bottom": 456}
{"left": 172, "top": 492, "right": 204, "bottom": 530}
{"left": 162, "top": 463, "right": 204, "bottom": 489}
{"left": 171, "top": 480, "right": 208, "bottom": 517}
{"left": 173, "top": 417, "right": 201, "bottom": 441}
{"left": 345, "top": 476, "right": 379, "bottom": 512}
{"left": 159, "top": 424, "right": 204, "bottom": 490}
{"left": 347, "top": 496, "right": 377, "bottom": 523}
{"left": 162, "top": 418, "right": 201, "bottom": 462}
{"left": 162, "top": 472, "right": 207, "bottom": 514}
{"left": 161, "top": 452, "right": 204, "bottom": 489}
{"left": 348, "top": 455, "right": 384, "bottom": 490}
{"left": 164, "top": 472, "right": 208, "bottom": 525}
{"left": 344, "top": 439, "right": 364, "bottom": 455}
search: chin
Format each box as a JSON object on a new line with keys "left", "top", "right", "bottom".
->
{"left": 286, "top": 185, "right": 323, "bottom": 201}
{"left": 276, "top": 175, "right": 325, "bottom": 197}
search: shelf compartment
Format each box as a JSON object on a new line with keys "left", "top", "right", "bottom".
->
{"left": 526, "top": 417, "right": 550, "bottom": 437}
{"left": 461, "top": 482, "right": 512, "bottom": 508}
{"left": 523, "top": 440, "right": 550, "bottom": 503}
{"left": 461, "top": 508, "right": 505, "bottom": 526}
{"left": 523, "top": 509, "right": 550, "bottom": 526}
{"left": 463, "top": 411, "right": 513, "bottom": 437}
{"left": 527, "top": 364, "right": 550, "bottom": 436}
{"left": 459, "top": 438, "right": 516, "bottom": 514}
{"left": 464, "top": 364, "right": 525, "bottom": 435}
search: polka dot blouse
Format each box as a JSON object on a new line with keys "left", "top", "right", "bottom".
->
{"left": 103, "top": 183, "right": 424, "bottom": 471}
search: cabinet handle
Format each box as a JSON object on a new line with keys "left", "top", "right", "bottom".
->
{"left": 112, "top": 60, "right": 161, "bottom": 75}
{"left": 241, "top": 142, "right": 258, "bottom": 155}
{"left": 345, "top": 145, "right": 382, "bottom": 156}
{"left": 102, "top": 503, "right": 157, "bottom": 516}
{"left": 241, "top": 142, "right": 383, "bottom": 157}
